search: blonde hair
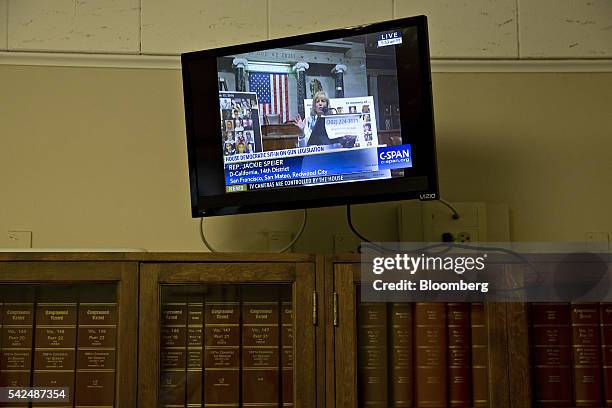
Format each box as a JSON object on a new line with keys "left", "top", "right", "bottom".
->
{"left": 310, "top": 91, "right": 329, "bottom": 116}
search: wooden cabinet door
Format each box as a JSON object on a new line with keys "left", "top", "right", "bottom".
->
{"left": 138, "top": 261, "right": 317, "bottom": 408}
{"left": 327, "top": 259, "right": 518, "bottom": 408}
{"left": 0, "top": 260, "right": 139, "bottom": 408}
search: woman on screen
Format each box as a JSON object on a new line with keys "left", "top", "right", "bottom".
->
{"left": 294, "top": 91, "right": 331, "bottom": 146}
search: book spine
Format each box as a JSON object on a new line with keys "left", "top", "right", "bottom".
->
{"left": 0, "top": 296, "right": 35, "bottom": 407}
{"left": 601, "top": 303, "right": 612, "bottom": 407}
{"left": 571, "top": 303, "right": 602, "bottom": 406}
{"left": 242, "top": 300, "right": 280, "bottom": 408}
{"left": 160, "top": 299, "right": 187, "bottom": 408}
{"left": 281, "top": 301, "right": 293, "bottom": 407}
{"left": 186, "top": 299, "right": 203, "bottom": 407}
{"left": 32, "top": 298, "right": 78, "bottom": 408}
{"left": 390, "top": 303, "right": 413, "bottom": 407}
{"left": 470, "top": 303, "right": 488, "bottom": 408}
{"left": 415, "top": 303, "right": 446, "bottom": 408}
{"left": 357, "top": 302, "right": 388, "bottom": 407}
{"left": 75, "top": 302, "right": 118, "bottom": 408}
{"left": 447, "top": 303, "right": 471, "bottom": 407}
{"left": 204, "top": 299, "right": 240, "bottom": 407}
{"left": 530, "top": 303, "right": 572, "bottom": 407}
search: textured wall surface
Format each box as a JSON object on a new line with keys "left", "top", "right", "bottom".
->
{"left": 268, "top": 0, "right": 393, "bottom": 38}
{"left": 395, "top": 0, "right": 519, "bottom": 58}
{"left": 141, "top": 0, "right": 268, "bottom": 54}
{"left": 519, "top": 0, "right": 612, "bottom": 58}
{"left": 0, "top": 0, "right": 7, "bottom": 50}
{"left": 8, "top": 0, "right": 140, "bottom": 53}
{"left": 1, "top": 0, "right": 611, "bottom": 58}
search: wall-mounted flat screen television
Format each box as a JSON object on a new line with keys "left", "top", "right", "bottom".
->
{"left": 182, "top": 15, "right": 438, "bottom": 217}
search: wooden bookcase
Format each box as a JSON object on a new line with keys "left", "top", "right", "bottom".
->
{"left": 0, "top": 252, "right": 543, "bottom": 407}
{"left": 0, "top": 253, "right": 139, "bottom": 408}
{"left": 137, "top": 253, "right": 321, "bottom": 408}
{"left": 506, "top": 302, "right": 612, "bottom": 407}
{"left": 324, "top": 255, "right": 528, "bottom": 408}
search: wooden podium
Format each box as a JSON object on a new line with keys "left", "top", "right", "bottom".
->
{"left": 262, "top": 124, "right": 301, "bottom": 150}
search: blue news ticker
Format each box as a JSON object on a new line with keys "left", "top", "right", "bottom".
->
{"left": 224, "top": 144, "right": 412, "bottom": 186}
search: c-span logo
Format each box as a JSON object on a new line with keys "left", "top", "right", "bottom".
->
{"left": 377, "top": 31, "right": 403, "bottom": 47}
{"left": 377, "top": 144, "right": 412, "bottom": 170}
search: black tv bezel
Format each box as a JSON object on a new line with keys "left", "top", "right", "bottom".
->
{"left": 182, "top": 15, "right": 438, "bottom": 217}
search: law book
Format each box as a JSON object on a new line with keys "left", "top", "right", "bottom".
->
{"left": 414, "top": 303, "right": 446, "bottom": 408}
{"left": 281, "top": 299, "right": 293, "bottom": 407}
{"left": 160, "top": 291, "right": 187, "bottom": 408}
{"left": 601, "top": 303, "right": 612, "bottom": 407}
{"left": 530, "top": 303, "right": 572, "bottom": 407}
{"left": 204, "top": 286, "right": 240, "bottom": 408}
{"left": 186, "top": 296, "right": 203, "bottom": 407}
{"left": 357, "top": 302, "right": 388, "bottom": 407}
{"left": 0, "top": 287, "right": 35, "bottom": 408}
{"left": 447, "top": 303, "right": 470, "bottom": 407}
{"left": 242, "top": 287, "right": 280, "bottom": 408}
{"left": 32, "top": 287, "right": 78, "bottom": 408}
{"left": 390, "top": 303, "right": 412, "bottom": 407}
{"left": 74, "top": 285, "right": 118, "bottom": 408}
{"left": 571, "top": 303, "right": 602, "bottom": 407}
{"left": 470, "top": 303, "right": 489, "bottom": 408}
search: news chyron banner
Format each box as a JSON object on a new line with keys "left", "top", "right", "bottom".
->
{"left": 223, "top": 143, "right": 412, "bottom": 192}
{"left": 304, "top": 96, "right": 378, "bottom": 148}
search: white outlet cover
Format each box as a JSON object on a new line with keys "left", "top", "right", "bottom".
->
{"left": 422, "top": 202, "right": 487, "bottom": 243}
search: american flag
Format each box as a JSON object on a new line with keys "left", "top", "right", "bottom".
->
{"left": 248, "top": 72, "right": 289, "bottom": 123}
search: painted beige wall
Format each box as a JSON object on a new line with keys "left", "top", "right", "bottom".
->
{"left": 1, "top": 65, "right": 611, "bottom": 251}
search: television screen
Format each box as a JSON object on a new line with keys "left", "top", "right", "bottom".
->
{"left": 182, "top": 15, "right": 438, "bottom": 217}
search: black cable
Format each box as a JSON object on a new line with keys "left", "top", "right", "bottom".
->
{"left": 346, "top": 204, "right": 540, "bottom": 290}
{"left": 438, "top": 198, "right": 460, "bottom": 220}
{"left": 199, "top": 209, "right": 308, "bottom": 253}
{"left": 346, "top": 204, "right": 371, "bottom": 243}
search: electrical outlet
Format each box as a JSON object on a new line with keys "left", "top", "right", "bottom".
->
{"left": 423, "top": 202, "right": 486, "bottom": 243}
{"left": 440, "top": 230, "right": 478, "bottom": 243}
{"left": 456, "top": 231, "right": 472, "bottom": 243}
{"left": 399, "top": 201, "right": 509, "bottom": 243}
{"left": 267, "top": 231, "right": 293, "bottom": 252}
{"left": 8, "top": 230, "right": 33, "bottom": 248}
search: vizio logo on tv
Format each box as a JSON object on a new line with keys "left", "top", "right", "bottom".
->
{"left": 377, "top": 31, "right": 403, "bottom": 47}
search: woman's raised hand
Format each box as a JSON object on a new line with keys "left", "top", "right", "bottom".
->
{"left": 294, "top": 114, "right": 305, "bottom": 129}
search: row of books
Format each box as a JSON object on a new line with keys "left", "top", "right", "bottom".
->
{"left": 531, "top": 303, "right": 612, "bottom": 407}
{"left": 357, "top": 302, "right": 488, "bottom": 408}
{"left": 160, "top": 286, "right": 293, "bottom": 408}
{"left": 0, "top": 285, "right": 117, "bottom": 407}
